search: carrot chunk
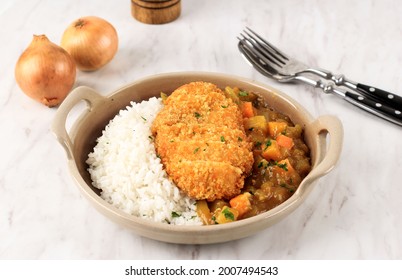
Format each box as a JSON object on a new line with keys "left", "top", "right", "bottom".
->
{"left": 276, "top": 158, "right": 295, "bottom": 174}
{"left": 268, "top": 121, "right": 287, "bottom": 138}
{"left": 261, "top": 139, "right": 282, "bottom": 161}
{"left": 276, "top": 134, "right": 294, "bottom": 149}
{"left": 229, "top": 192, "right": 252, "bottom": 217}
{"left": 241, "top": 102, "right": 255, "bottom": 118}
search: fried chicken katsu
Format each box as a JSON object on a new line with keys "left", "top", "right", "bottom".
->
{"left": 151, "top": 82, "right": 253, "bottom": 201}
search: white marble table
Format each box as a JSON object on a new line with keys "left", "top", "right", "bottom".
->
{"left": 1, "top": 0, "right": 401, "bottom": 259}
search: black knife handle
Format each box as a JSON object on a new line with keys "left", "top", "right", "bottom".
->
{"left": 356, "top": 83, "right": 402, "bottom": 111}
{"left": 345, "top": 91, "right": 402, "bottom": 126}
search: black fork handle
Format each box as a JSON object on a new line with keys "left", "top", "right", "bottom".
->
{"left": 356, "top": 83, "right": 402, "bottom": 111}
{"left": 305, "top": 70, "right": 402, "bottom": 111}
{"left": 345, "top": 91, "right": 402, "bottom": 126}
{"left": 238, "top": 39, "right": 402, "bottom": 127}
{"left": 297, "top": 76, "right": 402, "bottom": 127}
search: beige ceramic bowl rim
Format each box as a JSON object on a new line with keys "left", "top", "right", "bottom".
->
{"left": 52, "top": 71, "right": 343, "bottom": 243}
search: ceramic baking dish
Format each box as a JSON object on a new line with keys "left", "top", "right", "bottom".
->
{"left": 52, "top": 72, "right": 343, "bottom": 244}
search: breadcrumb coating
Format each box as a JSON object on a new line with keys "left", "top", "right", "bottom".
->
{"left": 151, "top": 82, "right": 253, "bottom": 201}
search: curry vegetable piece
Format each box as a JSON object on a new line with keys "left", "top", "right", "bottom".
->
{"left": 196, "top": 200, "right": 213, "bottom": 225}
{"left": 262, "top": 139, "right": 282, "bottom": 161}
{"left": 229, "top": 192, "right": 252, "bottom": 217}
{"left": 244, "top": 115, "right": 268, "bottom": 134}
{"left": 214, "top": 206, "right": 239, "bottom": 224}
{"left": 268, "top": 121, "right": 288, "bottom": 138}
{"left": 276, "top": 134, "right": 294, "bottom": 149}
{"left": 241, "top": 101, "right": 254, "bottom": 118}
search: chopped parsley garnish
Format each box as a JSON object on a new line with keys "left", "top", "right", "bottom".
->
{"left": 194, "top": 112, "right": 201, "bottom": 118}
{"left": 194, "top": 147, "right": 200, "bottom": 153}
{"left": 239, "top": 91, "right": 248, "bottom": 97}
{"left": 211, "top": 216, "right": 217, "bottom": 224}
{"left": 238, "top": 137, "right": 243, "bottom": 142}
{"left": 171, "top": 212, "right": 181, "bottom": 218}
{"left": 221, "top": 105, "right": 228, "bottom": 108}
{"left": 220, "top": 136, "right": 225, "bottom": 142}
{"left": 141, "top": 116, "right": 147, "bottom": 121}
{"left": 278, "top": 162, "right": 288, "bottom": 171}
{"left": 262, "top": 160, "right": 278, "bottom": 168}
{"left": 148, "top": 135, "right": 154, "bottom": 141}
{"left": 265, "top": 140, "right": 272, "bottom": 148}
{"left": 222, "top": 207, "right": 235, "bottom": 221}
{"left": 254, "top": 141, "right": 262, "bottom": 148}
{"left": 257, "top": 159, "right": 268, "bottom": 169}
{"left": 280, "top": 183, "right": 295, "bottom": 193}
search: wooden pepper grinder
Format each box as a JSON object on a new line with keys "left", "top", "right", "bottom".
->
{"left": 131, "top": 0, "right": 181, "bottom": 24}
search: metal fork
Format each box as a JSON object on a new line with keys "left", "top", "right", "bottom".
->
{"left": 241, "top": 27, "right": 402, "bottom": 110}
{"left": 238, "top": 28, "right": 402, "bottom": 126}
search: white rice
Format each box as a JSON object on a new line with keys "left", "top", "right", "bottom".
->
{"left": 86, "top": 97, "right": 202, "bottom": 225}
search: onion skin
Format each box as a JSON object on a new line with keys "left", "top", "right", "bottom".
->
{"left": 61, "top": 16, "right": 118, "bottom": 71}
{"left": 15, "top": 35, "right": 76, "bottom": 107}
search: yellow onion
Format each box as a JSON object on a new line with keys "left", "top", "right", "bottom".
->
{"left": 15, "top": 35, "right": 76, "bottom": 107}
{"left": 61, "top": 16, "right": 118, "bottom": 71}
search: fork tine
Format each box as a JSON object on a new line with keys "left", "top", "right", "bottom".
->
{"left": 238, "top": 41, "right": 279, "bottom": 77}
{"left": 239, "top": 34, "right": 284, "bottom": 68}
{"left": 245, "top": 27, "right": 289, "bottom": 61}
{"left": 238, "top": 37, "right": 270, "bottom": 66}
{"left": 238, "top": 38, "right": 284, "bottom": 77}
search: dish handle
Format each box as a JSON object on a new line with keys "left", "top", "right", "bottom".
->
{"left": 51, "top": 86, "right": 104, "bottom": 159}
{"left": 305, "top": 115, "right": 343, "bottom": 182}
